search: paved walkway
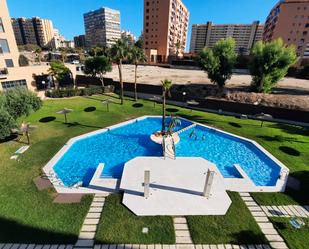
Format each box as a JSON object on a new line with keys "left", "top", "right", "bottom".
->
{"left": 75, "top": 194, "right": 107, "bottom": 249}
{"left": 173, "top": 217, "right": 193, "bottom": 245}
{"left": 93, "top": 244, "right": 271, "bottom": 249}
{"left": 261, "top": 205, "right": 309, "bottom": 218}
{"left": 239, "top": 193, "right": 289, "bottom": 249}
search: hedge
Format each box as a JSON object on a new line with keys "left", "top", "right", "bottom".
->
{"left": 45, "top": 85, "right": 115, "bottom": 98}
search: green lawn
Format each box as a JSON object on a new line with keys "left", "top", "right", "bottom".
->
{"left": 0, "top": 94, "right": 308, "bottom": 243}
{"left": 95, "top": 194, "right": 175, "bottom": 244}
{"left": 270, "top": 217, "right": 309, "bottom": 249}
{"left": 186, "top": 192, "right": 267, "bottom": 244}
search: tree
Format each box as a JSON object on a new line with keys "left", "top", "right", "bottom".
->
{"left": 199, "top": 37, "right": 237, "bottom": 89}
{"left": 135, "top": 37, "right": 144, "bottom": 49}
{"left": 34, "top": 48, "right": 42, "bottom": 65}
{"left": 161, "top": 79, "right": 173, "bottom": 133}
{"left": 129, "top": 46, "right": 147, "bottom": 101}
{"left": 109, "top": 36, "right": 131, "bottom": 105}
{"left": 4, "top": 87, "right": 42, "bottom": 119}
{"left": 59, "top": 48, "right": 67, "bottom": 63}
{"left": 175, "top": 40, "right": 182, "bottom": 59}
{"left": 48, "top": 61, "right": 72, "bottom": 89}
{"left": 0, "top": 88, "right": 41, "bottom": 140}
{"left": 19, "top": 54, "right": 29, "bottom": 67}
{"left": 250, "top": 39, "right": 298, "bottom": 93}
{"left": 0, "top": 108, "right": 16, "bottom": 140}
{"left": 84, "top": 56, "right": 112, "bottom": 87}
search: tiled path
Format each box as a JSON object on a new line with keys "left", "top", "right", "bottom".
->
{"left": 93, "top": 244, "right": 271, "bottom": 249}
{"left": 239, "top": 193, "right": 289, "bottom": 249}
{"left": 173, "top": 217, "right": 193, "bottom": 245}
{"left": 75, "top": 194, "right": 107, "bottom": 249}
{"left": 261, "top": 205, "right": 309, "bottom": 218}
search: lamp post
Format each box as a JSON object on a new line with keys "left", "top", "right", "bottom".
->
{"left": 182, "top": 92, "right": 186, "bottom": 105}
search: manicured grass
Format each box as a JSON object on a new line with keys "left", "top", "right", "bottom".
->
{"left": 0, "top": 94, "right": 308, "bottom": 243}
{"left": 270, "top": 217, "right": 309, "bottom": 249}
{"left": 186, "top": 192, "right": 267, "bottom": 244}
{"left": 95, "top": 194, "right": 175, "bottom": 244}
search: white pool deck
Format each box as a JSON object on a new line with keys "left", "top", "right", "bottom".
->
{"left": 120, "top": 157, "right": 232, "bottom": 216}
{"left": 43, "top": 115, "right": 289, "bottom": 196}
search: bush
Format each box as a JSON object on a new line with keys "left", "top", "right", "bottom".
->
{"left": 4, "top": 87, "right": 42, "bottom": 119}
{"left": 0, "top": 88, "right": 41, "bottom": 140}
{"left": 250, "top": 39, "right": 297, "bottom": 93}
{"left": 0, "top": 108, "right": 16, "bottom": 140}
{"left": 45, "top": 85, "right": 115, "bottom": 98}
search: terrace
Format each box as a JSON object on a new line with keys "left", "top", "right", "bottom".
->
{"left": 0, "top": 95, "right": 308, "bottom": 249}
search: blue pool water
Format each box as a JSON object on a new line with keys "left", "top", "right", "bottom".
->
{"left": 53, "top": 117, "right": 281, "bottom": 187}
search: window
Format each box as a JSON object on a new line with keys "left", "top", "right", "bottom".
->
{"left": 0, "top": 18, "right": 4, "bottom": 32}
{"left": 0, "top": 39, "right": 10, "bottom": 54}
{"left": 1, "top": 79, "right": 27, "bottom": 91}
{"left": 5, "top": 59, "right": 14, "bottom": 67}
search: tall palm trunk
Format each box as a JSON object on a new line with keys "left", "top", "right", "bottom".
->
{"left": 134, "top": 64, "right": 138, "bottom": 101}
{"left": 162, "top": 90, "right": 166, "bottom": 133}
{"left": 118, "top": 61, "right": 124, "bottom": 105}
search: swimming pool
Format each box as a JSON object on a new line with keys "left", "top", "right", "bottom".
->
{"left": 53, "top": 116, "right": 282, "bottom": 187}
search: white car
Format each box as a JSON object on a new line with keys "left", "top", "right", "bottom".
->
{"left": 71, "top": 60, "right": 80, "bottom": 65}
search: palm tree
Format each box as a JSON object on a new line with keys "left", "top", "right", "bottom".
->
{"left": 60, "top": 49, "right": 67, "bottom": 63}
{"left": 109, "top": 36, "right": 131, "bottom": 105}
{"left": 175, "top": 40, "right": 182, "bottom": 59}
{"left": 130, "top": 46, "right": 147, "bottom": 101}
{"left": 167, "top": 117, "right": 181, "bottom": 135}
{"left": 34, "top": 48, "right": 42, "bottom": 65}
{"left": 161, "top": 79, "right": 173, "bottom": 133}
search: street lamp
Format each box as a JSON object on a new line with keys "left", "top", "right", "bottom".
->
{"left": 182, "top": 92, "right": 187, "bottom": 104}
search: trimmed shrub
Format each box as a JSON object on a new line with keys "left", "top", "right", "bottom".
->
{"left": 45, "top": 85, "right": 114, "bottom": 98}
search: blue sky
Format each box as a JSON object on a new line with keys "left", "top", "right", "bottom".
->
{"left": 7, "top": 0, "right": 278, "bottom": 51}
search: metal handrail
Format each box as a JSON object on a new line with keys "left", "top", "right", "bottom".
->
{"left": 171, "top": 137, "right": 176, "bottom": 160}
{"left": 162, "top": 136, "right": 166, "bottom": 160}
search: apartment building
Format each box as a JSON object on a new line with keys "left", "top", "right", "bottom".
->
{"left": 263, "top": 0, "right": 309, "bottom": 61}
{"left": 84, "top": 7, "right": 121, "bottom": 48}
{"left": 12, "top": 17, "right": 54, "bottom": 48}
{"left": 143, "top": 0, "right": 190, "bottom": 63}
{"left": 74, "top": 35, "right": 86, "bottom": 48}
{"left": 0, "top": 0, "right": 76, "bottom": 93}
{"left": 190, "top": 21, "right": 264, "bottom": 55}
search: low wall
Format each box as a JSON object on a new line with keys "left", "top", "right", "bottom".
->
{"left": 75, "top": 75, "right": 309, "bottom": 124}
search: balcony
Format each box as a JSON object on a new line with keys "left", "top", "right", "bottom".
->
{"left": 0, "top": 68, "right": 8, "bottom": 79}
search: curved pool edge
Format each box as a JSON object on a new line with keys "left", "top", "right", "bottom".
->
{"left": 43, "top": 115, "right": 289, "bottom": 194}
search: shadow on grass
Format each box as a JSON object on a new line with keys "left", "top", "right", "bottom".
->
{"left": 166, "top": 108, "right": 179, "bottom": 113}
{"left": 84, "top": 106, "right": 96, "bottom": 112}
{"left": 228, "top": 122, "right": 242, "bottom": 128}
{"left": 0, "top": 217, "right": 77, "bottom": 243}
{"left": 232, "top": 230, "right": 267, "bottom": 244}
{"left": 285, "top": 171, "right": 309, "bottom": 205}
{"left": 269, "top": 123, "right": 309, "bottom": 136}
{"left": 256, "top": 135, "right": 307, "bottom": 144}
{"left": 0, "top": 134, "right": 19, "bottom": 144}
{"left": 54, "top": 120, "right": 102, "bottom": 129}
{"left": 132, "top": 103, "right": 144, "bottom": 108}
{"left": 39, "top": 116, "right": 56, "bottom": 123}
{"left": 279, "top": 146, "right": 301, "bottom": 156}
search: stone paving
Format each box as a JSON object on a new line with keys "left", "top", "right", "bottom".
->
{"left": 239, "top": 193, "right": 289, "bottom": 249}
{"left": 74, "top": 194, "right": 107, "bottom": 249}
{"left": 173, "top": 217, "right": 193, "bottom": 245}
{"left": 260, "top": 205, "right": 309, "bottom": 218}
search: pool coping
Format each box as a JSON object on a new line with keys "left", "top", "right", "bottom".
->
{"left": 42, "top": 115, "right": 289, "bottom": 194}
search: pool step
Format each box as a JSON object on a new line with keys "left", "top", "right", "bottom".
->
{"left": 176, "top": 123, "right": 197, "bottom": 135}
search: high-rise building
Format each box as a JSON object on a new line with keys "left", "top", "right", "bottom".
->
{"left": 190, "top": 21, "right": 264, "bottom": 55}
{"left": 143, "top": 0, "right": 190, "bottom": 63}
{"left": 0, "top": 0, "right": 77, "bottom": 93}
{"left": 84, "top": 7, "right": 121, "bottom": 48}
{"left": 74, "top": 35, "right": 86, "bottom": 48}
{"left": 11, "top": 17, "right": 54, "bottom": 48}
{"left": 0, "top": 0, "right": 20, "bottom": 72}
{"left": 263, "top": 0, "right": 309, "bottom": 61}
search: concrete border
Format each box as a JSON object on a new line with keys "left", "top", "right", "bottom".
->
{"left": 43, "top": 116, "right": 289, "bottom": 194}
